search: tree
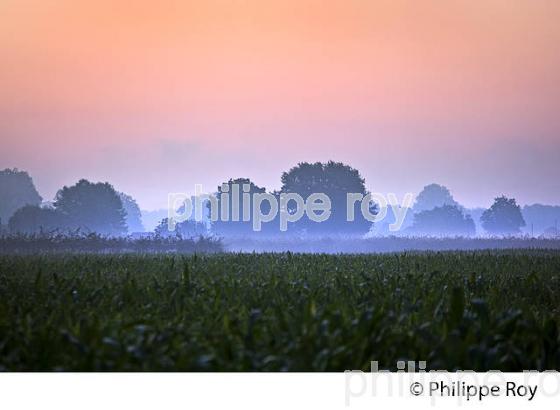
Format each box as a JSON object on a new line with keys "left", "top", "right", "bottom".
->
{"left": 8, "top": 205, "right": 70, "bottom": 234}
{"left": 54, "top": 179, "right": 127, "bottom": 236}
{"left": 155, "top": 218, "right": 207, "bottom": 238}
{"left": 279, "top": 161, "right": 374, "bottom": 235}
{"left": 119, "top": 192, "right": 144, "bottom": 233}
{"left": 212, "top": 178, "right": 267, "bottom": 236}
{"left": 481, "top": 196, "right": 525, "bottom": 235}
{"left": 0, "top": 168, "right": 42, "bottom": 226}
{"left": 413, "top": 183, "right": 459, "bottom": 213}
{"left": 409, "top": 205, "right": 476, "bottom": 237}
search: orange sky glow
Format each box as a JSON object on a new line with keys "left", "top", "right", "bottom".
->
{"left": 1, "top": 0, "right": 559, "bottom": 209}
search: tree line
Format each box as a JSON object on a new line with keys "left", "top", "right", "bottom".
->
{"left": 0, "top": 170, "right": 142, "bottom": 236}
{"left": 0, "top": 163, "right": 556, "bottom": 238}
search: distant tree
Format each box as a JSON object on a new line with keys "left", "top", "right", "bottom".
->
{"left": 154, "top": 218, "right": 172, "bottom": 237}
{"left": 119, "top": 193, "right": 144, "bottom": 233}
{"left": 155, "top": 218, "right": 207, "bottom": 238}
{"left": 409, "top": 205, "right": 476, "bottom": 237}
{"left": 8, "top": 205, "right": 70, "bottom": 234}
{"left": 174, "top": 219, "right": 206, "bottom": 237}
{"left": 212, "top": 178, "right": 267, "bottom": 236}
{"left": 481, "top": 196, "right": 525, "bottom": 235}
{"left": 280, "top": 161, "right": 374, "bottom": 235}
{"left": 413, "top": 183, "right": 459, "bottom": 213}
{"left": 54, "top": 179, "right": 127, "bottom": 236}
{"left": 0, "top": 168, "right": 42, "bottom": 226}
{"left": 522, "top": 204, "right": 560, "bottom": 236}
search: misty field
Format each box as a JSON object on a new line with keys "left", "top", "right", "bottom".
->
{"left": 1, "top": 251, "right": 559, "bottom": 371}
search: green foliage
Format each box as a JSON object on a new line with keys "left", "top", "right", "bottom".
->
{"left": 0, "top": 251, "right": 559, "bottom": 371}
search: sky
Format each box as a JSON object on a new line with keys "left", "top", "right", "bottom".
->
{"left": 1, "top": 0, "right": 559, "bottom": 210}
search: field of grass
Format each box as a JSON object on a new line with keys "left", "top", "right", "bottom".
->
{"left": 0, "top": 233, "right": 224, "bottom": 254}
{"left": 1, "top": 250, "right": 559, "bottom": 371}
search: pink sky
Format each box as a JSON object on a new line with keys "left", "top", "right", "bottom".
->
{"left": 1, "top": 0, "right": 559, "bottom": 209}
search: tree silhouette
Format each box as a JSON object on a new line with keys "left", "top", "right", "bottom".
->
{"left": 119, "top": 192, "right": 144, "bottom": 233}
{"left": 413, "top": 183, "right": 459, "bottom": 213}
{"left": 280, "top": 161, "right": 374, "bottom": 235}
{"left": 0, "top": 168, "right": 42, "bottom": 226}
{"left": 155, "top": 218, "right": 207, "bottom": 238}
{"left": 409, "top": 205, "right": 476, "bottom": 237}
{"left": 212, "top": 178, "right": 267, "bottom": 236}
{"left": 481, "top": 196, "right": 525, "bottom": 235}
{"left": 8, "top": 205, "right": 70, "bottom": 234}
{"left": 54, "top": 179, "right": 127, "bottom": 236}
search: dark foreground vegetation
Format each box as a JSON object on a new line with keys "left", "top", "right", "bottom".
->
{"left": 0, "top": 233, "right": 223, "bottom": 255}
{"left": 1, "top": 251, "right": 559, "bottom": 371}
{"left": 2, "top": 234, "right": 560, "bottom": 255}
